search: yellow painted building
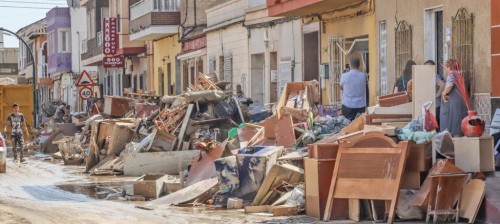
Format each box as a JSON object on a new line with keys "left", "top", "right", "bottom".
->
{"left": 153, "top": 34, "right": 181, "bottom": 96}
{"left": 317, "top": 0, "right": 376, "bottom": 106}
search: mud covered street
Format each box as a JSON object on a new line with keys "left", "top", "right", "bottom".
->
{"left": 0, "top": 156, "right": 297, "bottom": 224}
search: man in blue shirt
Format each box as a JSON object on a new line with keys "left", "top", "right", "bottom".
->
{"left": 340, "top": 57, "right": 367, "bottom": 121}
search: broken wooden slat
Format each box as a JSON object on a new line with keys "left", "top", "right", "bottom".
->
{"left": 274, "top": 115, "right": 296, "bottom": 148}
{"left": 252, "top": 164, "right": 304, "bottom": 205}
{"left": 177, "top": 104, "right": 194, "bottom": 151}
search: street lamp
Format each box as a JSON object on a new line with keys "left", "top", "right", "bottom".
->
{"left": 0, "top": 27, "right": 38, "bottom": 127}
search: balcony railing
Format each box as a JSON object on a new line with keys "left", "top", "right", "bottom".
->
{"left": 97, "top": 31, "right": 103, "bottom": 47}
{"left": 131, "top": 0, "right": 179, "bottom": 20}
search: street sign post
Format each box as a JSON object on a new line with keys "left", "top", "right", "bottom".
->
{"left": 76, "top": 70, "right": 95, "bottom": 86}
{"left": 79, "top": 86, "right": 93, "bottom": 100}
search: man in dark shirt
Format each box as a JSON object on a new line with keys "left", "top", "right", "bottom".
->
{"left": 3, "top": 103, "right": 29, "bottom": 162}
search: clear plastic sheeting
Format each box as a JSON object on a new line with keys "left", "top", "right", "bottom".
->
{"left": 285, "top": 187, "right": 305, "bottom": 207}
{"left": 431, "top": 131, "right": 455, "bottom": 158}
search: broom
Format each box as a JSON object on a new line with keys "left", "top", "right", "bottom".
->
{"left": 449, "top": 61, "right": 472, "bottom": 111}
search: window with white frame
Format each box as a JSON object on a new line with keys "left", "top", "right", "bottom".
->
{"left": 59, "top": 29, "right": 70, "bottom": 53}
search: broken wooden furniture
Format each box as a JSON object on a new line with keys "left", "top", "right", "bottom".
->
{"left": 411, "top": 159, "right": 465, "bottom": 208}
{"left": 323, "top": 132, "right": 410, "bottom": 223}
{"left": 377, "top": 91, "right": 409, "bottom": 107}
{"left": 244, "top": 205, "right": 301, "bottom": 216}
{"left": 459, "top": 179, "right": 485, "bottom": 224}
{"left": 153, "top": 105, "right": 188, "bottom": 134}
{"left": 425, "top": 173, "right": 470, "bottom": 223}
{"left": 452, "top": 136, "right": 495, "bottom": 174}
{"left": 402, "top": 141, "right": 433, "bottom": 189}
{"left": 365, "top": 114, "right": 413, "bottom": 125}
{"left": 188, "top": 73, "right": 221, "bottom": 91}
{"left": 103, "top": 96, "right": 134, "bottom": 117}
{"left": 123, "top": 150, "right": 199, "bottom": 176}
{"left": 134, "top": 173, "right": 168, "bottom": 199}
{"left": 305, "top": 143, "right": 349, "bottom": 220}
{"left": 276, "top": 82, "right": 315, "bottom": 120}
{"left": 252, "top": 164, "right": 304, "bottom": 206}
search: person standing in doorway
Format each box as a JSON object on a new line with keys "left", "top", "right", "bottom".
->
{"left": 3, "top": 103, "right": 29, "bottom": 162}
{"left": 340, "top": 57, "right": 367, "bottom": 121}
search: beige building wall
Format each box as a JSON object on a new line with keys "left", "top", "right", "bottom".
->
{"left": 206, "top": 0, "right": 249, "bottom": 94}
{"left": 375, "top": 0, "right": 491, "bottom": 94}
{"left": 246, "top": 6, "right": 303, "bottom": 104}
{"left": 206, "top": 24, "right": 248, "bottom": 92}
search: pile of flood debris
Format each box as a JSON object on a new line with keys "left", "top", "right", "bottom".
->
{"left": 35, "top": 73, "right": 490, "bottom": 223}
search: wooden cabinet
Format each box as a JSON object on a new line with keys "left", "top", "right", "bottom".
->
{"left": 453, "top": 137, "right": 495, "bottom": 173}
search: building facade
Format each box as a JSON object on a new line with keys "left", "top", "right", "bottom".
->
{"left": 16, "top": 18, "right": 48, "bottom": 121}
{"left": 267, "top": 0, "right": 377, "bottom": 105}
{"left": 375, "top": 0, "right": 491, "bottom": 120}
{"left": 206, "top": 0, "right": 249, "bottom": 96}
{"left": 245, "top": 0, "right": 303, "bottom": 104}
{"left": 0, "top": 46, "right": 20, "bottom": 81}
{"left": 177, "top": 0, "right": 218, "bottom": 91}
{"left": 46, "top": 7, "right": 73, "bottom": 107}
{"left": 129, "top": 0, "right": 181, "bottom": 96}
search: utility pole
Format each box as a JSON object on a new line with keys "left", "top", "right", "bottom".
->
{"left": 0, "top": 27, "right": 38, "bottom": 127}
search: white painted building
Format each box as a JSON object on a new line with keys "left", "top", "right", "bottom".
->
{"left": 69, "top": 4, "right": 97, "bottom": 112}
{"left": 244, "top": 0, "right": 303, "bottom": 104}
{"left": 205, "top": 0, "right": 249, "bottom": 95}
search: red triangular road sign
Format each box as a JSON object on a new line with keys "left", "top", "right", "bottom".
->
{"left": 76, "top": 70, "right": 95, "bottom": 86}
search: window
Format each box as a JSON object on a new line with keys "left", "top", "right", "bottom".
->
{"left": 224, "top": 53, "right": 232, "bottom": 83}
{"left": 59, "top": 29, "right": 70, "bottom": 53}
{"left": 395, "top": 20, "right": 412, "bottom": 85}
{"left": 452, "top": 7, "right": 474, "bottom": 94}
{"left": 379, "top": 21, "right": 387, "bottom": 96}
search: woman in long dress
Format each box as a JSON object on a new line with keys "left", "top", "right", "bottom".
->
{"left": 440, "top": 59, "right": 468, "bottom": 136}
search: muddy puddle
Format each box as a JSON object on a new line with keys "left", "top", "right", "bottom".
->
{"left": 56, "top": 181, "right": 134, "bottom": 201}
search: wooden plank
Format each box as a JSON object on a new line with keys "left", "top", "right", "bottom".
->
{"left": 252, "top": 163, "right": 303, "bottom": 205}
{"left": 412, "top": 65, "right": 436, "bottom": 118}
{"left": 459, "top": 179, "right": 486, "bottom": 224}
{"left": 264, "top": 116, "right": 278, "bottom": 139}
{"left": 342, "top": 114, "right": 365, "bottom": 134}
{"left": 348, "top": 199, "right": 360, "bottom": 221}
{"left": 274, "top": 115, "right": 296, "bottom": 148}
{"left": 273, "top": 205, "right": 300, "bottom": 216}
{"left": 368, "top": 102, "right": 413, "bottom": 115}
{"left": 177, "top": 104, "right": 193, "bottom": 151}
{"left": 244, "top": 205, "right": 272, "bottom": 213}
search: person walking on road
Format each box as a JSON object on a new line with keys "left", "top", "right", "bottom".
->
{"left": 3, "top": 103, "right": 29, "bottom": 162}
{"left": 340, "top": 57, "right": 367, "bottom": 121}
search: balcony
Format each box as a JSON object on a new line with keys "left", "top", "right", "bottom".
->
{"left": 266, "top": 0, "right": 359, "bottom": 17}
{"left": 129, "top": 0, "right": 180, "bottom": 41}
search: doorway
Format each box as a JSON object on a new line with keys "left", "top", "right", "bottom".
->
{"left": 251, "top": 53, "right": 265, "bottom": 104}
{"left": 159, "top": 68, "right": 165, "bottom": 96}
{"left": 167, "top": 63, "right": 172, "bottom": 95}
{"left": 270, "top": 52, "right": 278, "bottom": 103}
{"left": 304, "top": 31, "right": 319, "bottom": 81}
{"left": 425, "top": 7, "right": 444, "bottom": 77}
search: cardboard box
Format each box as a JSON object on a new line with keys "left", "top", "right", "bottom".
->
{"left": 453, "top": 137, "right": 495, "bottom": 172}
{"left": 277, "top": 82, "right": 313, "bottom": 119}
{"left": 133, "top": 173, "right": 168, "bottom": 199}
